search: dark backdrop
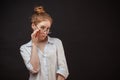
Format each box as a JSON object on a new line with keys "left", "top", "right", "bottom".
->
{"left": 0, "top": 0, "right": 119, "bottom": 80}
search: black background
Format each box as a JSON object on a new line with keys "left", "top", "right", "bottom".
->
{"left": 0, "top": 0, "right": 119, "bottom": 80}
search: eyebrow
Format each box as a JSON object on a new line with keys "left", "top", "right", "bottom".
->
{"left": 36, "top": 25, "right": 51, "bottom": 30}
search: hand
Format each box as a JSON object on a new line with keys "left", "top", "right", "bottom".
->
{"left": 31, "top": 29, "right": 41, "bottom": 45}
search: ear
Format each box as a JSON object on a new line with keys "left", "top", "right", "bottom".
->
{"left": 31, "top": 23, "right": 36, "bottom": 30}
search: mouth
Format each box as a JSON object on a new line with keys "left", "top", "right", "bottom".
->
{"left": 40, "top": 34, "right": 47, "bottom": 39}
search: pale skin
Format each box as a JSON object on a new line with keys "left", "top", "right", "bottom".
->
{"left": 30, "top": 20, "right": 65, "bottom": 80}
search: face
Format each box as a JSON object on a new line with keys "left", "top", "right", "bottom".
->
{"left": 33, "top": 20, "right": 51, "bottom": 41}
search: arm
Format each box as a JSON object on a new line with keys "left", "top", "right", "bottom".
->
{"left": 57, "top": 73, "right": 65, "bottom": 80}
{"left": 20, "top": 29, "right": 40, "bottom": 74}
{"left": 56, "top": 39, "right": 69, "bottom": 80}
{"left": 30, "top": 29, "right": 41, "bottom": 73}
{"left": 30, "top": 43, "right": 40, "bottom": 73}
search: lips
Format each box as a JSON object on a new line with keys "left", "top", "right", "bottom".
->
{"left": 39, "top": 34, "right": 46, "bottom": 39}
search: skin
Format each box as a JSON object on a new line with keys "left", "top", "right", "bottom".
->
{"left": 31, "top": 20, "right": 51, "bottom": 43}
{"left": 30, "top": 19, "right": 65, "bottom": 80}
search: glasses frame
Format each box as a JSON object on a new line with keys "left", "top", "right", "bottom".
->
{"left": 36, "top": 25, "right": 52, "bottom": 34}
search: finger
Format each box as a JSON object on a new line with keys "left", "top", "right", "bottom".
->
{"left": 31, "top": 29, "right": 39, "bottom": 38}
{"left": 35, "top": 31, "right": 39, "bottom": 38}
{"left": 33, "top": 29, "right": 40, "bottom": 35}
{"left": 35, "top": 29, "right": 41, "bottom": 38}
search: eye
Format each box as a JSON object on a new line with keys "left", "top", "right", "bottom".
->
{"left": 46, "top": 28, "right": 50, "bottom": 31}
{"left": 40, "top": 26, "right": 46, "bottom": 30}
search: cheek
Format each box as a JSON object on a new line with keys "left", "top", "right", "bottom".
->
{"left": 41, "top": 31, "right": 48, "bottom": 35}
{"left": 38, "top": 33, "right": 47, "bottom": 38}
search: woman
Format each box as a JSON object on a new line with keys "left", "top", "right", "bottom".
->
{"left": 20, "top": 6, "right": 69, "bottom": 80}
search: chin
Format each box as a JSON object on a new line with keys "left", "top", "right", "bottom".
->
{"left": 39, "top": 36, "right": 47, "bottom": 41}
{"left": 38, "top": 34, "right": 48, "bottom": 41}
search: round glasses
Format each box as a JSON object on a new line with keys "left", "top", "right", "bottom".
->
{"left": 36, "top": 25, "right": 51, "bottom": 34}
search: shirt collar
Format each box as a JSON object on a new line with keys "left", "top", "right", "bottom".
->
{"left": 26, "top": 36, "right": 54, "bottom": 47}
{"left": 47, "top": 36, "right": 54, "bottom": 44}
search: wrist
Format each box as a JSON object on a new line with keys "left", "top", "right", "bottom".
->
{"left": 32, "top": 43, "right": 38, "bottom": 47}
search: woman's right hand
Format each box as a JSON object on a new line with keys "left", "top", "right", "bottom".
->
{"left": 31, "top": 29, "right": 41, "bottom": 46}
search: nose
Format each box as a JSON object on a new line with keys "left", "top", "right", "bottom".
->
{"left": 41, "top": 30, "right": 48, "bottom": 34}
{"left": 43, "top": 31, "right": 47, "bottom": 34}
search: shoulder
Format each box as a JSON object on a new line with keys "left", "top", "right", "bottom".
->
{"left": 49, "top": 36, "right": 62, "bottom": 44}
{"left": 20, "top": 40, "right": 32, "bottom": 50}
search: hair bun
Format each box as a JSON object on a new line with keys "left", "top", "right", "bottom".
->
{"left": 34, "top": 6, "right": 45, "bottom": 14}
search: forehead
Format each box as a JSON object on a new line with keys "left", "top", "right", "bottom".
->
{"left": 37, "top": 20, "right": 51, "bottom": 27}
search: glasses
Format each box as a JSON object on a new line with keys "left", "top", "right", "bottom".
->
{"left": 36, "top": 25, "right": 51, "bottom": 34}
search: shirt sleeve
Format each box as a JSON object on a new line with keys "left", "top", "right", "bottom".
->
{"left": 20, "top": 45, "right": 39, "bottom": 73}
{"left": 55, "top": 39, "right": 69, "bottom": 79}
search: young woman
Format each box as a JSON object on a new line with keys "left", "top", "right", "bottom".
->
{"left": 20, "top": 6, "right": 69, "bottom": 80}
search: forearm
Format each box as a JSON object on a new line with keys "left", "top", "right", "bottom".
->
{"left": 30, "top": 43, "right": 40, "bottom": 72}
{"left": 57, "top": 74, "right": 65, "bottom": 80}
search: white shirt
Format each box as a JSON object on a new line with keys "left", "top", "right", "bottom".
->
{"left": 20, "top": 36, "right": 69, "bottom": 80}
